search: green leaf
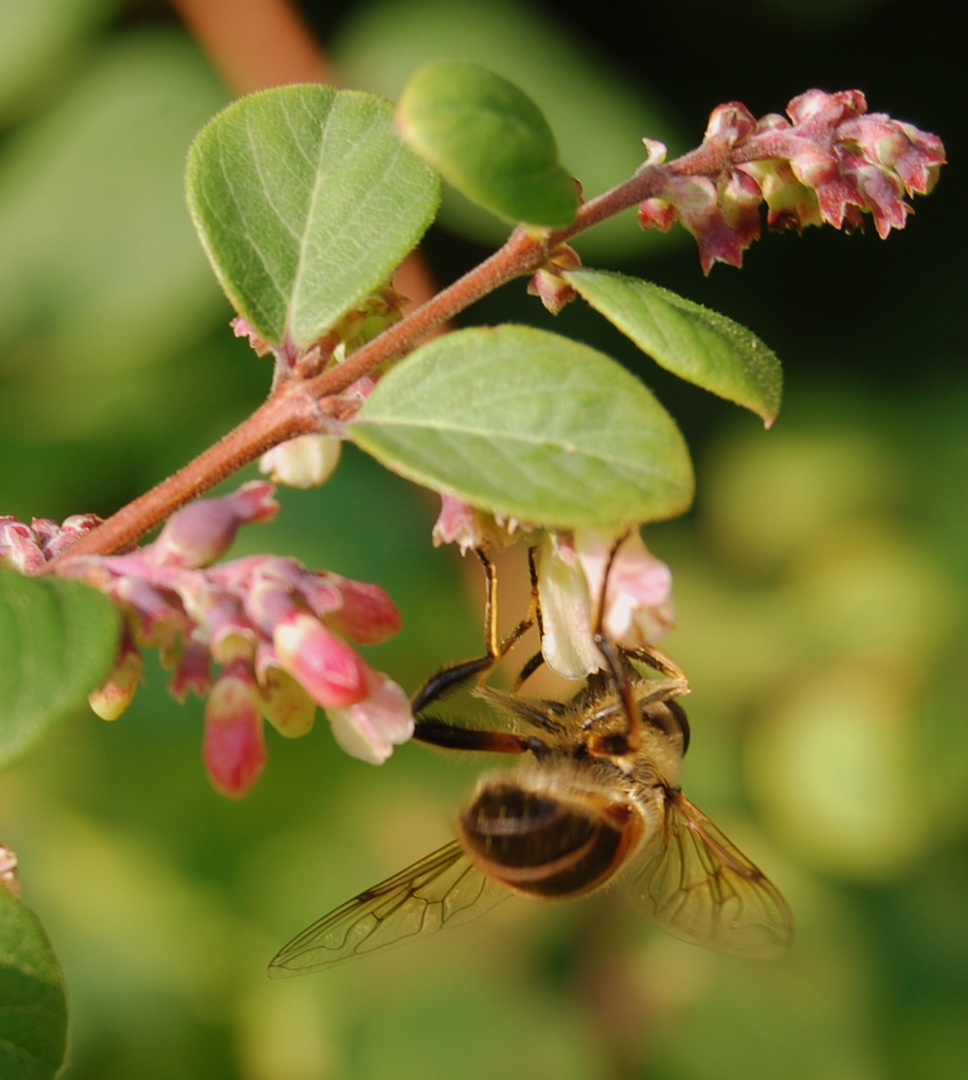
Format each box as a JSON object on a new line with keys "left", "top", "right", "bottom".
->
{"left": 0, "top": 0, "right": 117, "bottom": 126}
{"left": 186, "top": 84, "right": 441, "bottom": 350}
{"left": 349, "top": 325, "right": 693, "bottom": 527}
{"left": 0, "top": 31, "right": 227, "bottom": 429}
{"left": 398, "top": 61, "right": 578, "bottom": 228}
{"left": 332, "top": 0, "right": 686, "bottom": 258}
{"left": 0, "top": 889, "right": 68, "bottom": 1080}
{"left": 0, "top": 574, "right": 119, "bottom": 769}
{"left": 565, "top": 269, "right": 783, "bottom": 426}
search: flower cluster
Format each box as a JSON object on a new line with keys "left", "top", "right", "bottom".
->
{"left": 14, "top": 482, "right": 413, "bottom": 797}
{"left": 431, "top": 497, "right": 674, "bottom": 680}
{"left": 535, "top": 529, "right": 675, "bottom": 679}
{"left": 1, "top": 512, "right": 103, "bottom": 571}
{"left": 638, "top": 89, "right": 946, "bottom": 274}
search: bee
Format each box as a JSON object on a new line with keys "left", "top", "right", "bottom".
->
{"left": 269, "top": 548, "right": 793, "bottom": 976}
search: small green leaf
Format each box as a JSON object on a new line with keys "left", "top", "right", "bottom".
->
{"left": 398, "top": 61, "right": 578, "bottom": 228}
{"left": 186, "top": 84, "right": 441, "bottom": 349}
{"left": 349, "top": 325, "right": 693, "bottom": 527}
{"left": 0, "top": 889, "right": 68, "bottom": 1080}
{"left": 0, "top": 574, "right": 119, "bottom": 768}
{"left": 566, "top": 269, "right": 783, "bottom": 426}
{"left": 333, "top": 0, "right": 686, "bottom": 258}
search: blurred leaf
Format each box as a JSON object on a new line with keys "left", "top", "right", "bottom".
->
{"left": 0, "top": 574, "right": 118, "bottom": 768}
{"left": 332, "top": 0, "right": 686, "bottom": 258}
{"left": 350, "top": 325, "right": 694, "bottom": 527}
{"left": 186, "top": 84, "right": 441, "bottom": 349}
{"left": 398, "top": 62, "right": 577, "bottom": 227}
{"left": 747, "top": 665, "right": 928, "bottom": 882}
{"left": 566, "top": 270, "right": 783, "bottom": 425}
{"left": 0, "top": 0, "right": 117, "bottom": 126}
{"left": 347, "top": 978, "right": 598, "bottom": 1080}
{"left": 0, "top": 30, "right": 227, "bottom": 437}
{"left": 0, "top": 889, "right": 68, "bottom": 1080}
{"left": 702, "top": 430, "right": 897, "bottom": 574}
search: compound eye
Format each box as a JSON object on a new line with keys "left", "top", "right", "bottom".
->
{"left": 459, "top": 782, "right": 643, "bottom": 900}
{"left": 641, "top": 699, "right": 690, "bottom": 752}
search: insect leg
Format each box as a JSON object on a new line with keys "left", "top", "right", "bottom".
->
{"left": 411, "top": 545, "right": 541, "bottom": 711}
{"left": 412, "top": 721, "right": 544, "bottom": 756}
{"left": 411, "top": 548, "right": 528, "bottom": 714}
{"left": 585, "top": 531, "right": 646, "bottom": 755}
{"left": 622, "top": 642, "right": 689, "bottom": 687}
{"left": 507, "top": 547, "right": 547, "bottom": 691}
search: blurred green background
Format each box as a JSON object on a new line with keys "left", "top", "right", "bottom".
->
{"left": 1, "top": 0, "right": 965, "bottom": 1077}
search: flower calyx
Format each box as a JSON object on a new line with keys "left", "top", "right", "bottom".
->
{"left": 527, "top": 244, "right": 583, "bottom": 315}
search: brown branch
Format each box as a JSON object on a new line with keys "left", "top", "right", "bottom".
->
{"left": 168, "top": 0, "right": 336, "bottom": 92}
{"left": 48, "top": 161, "right": 669, "bottom": 565}
{"left": 49, "top": 0, "right": 669, "bottom": 564}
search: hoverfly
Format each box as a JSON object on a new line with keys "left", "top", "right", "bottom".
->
{"left": 269, "top": 547, "right": 793, "bottom": 976}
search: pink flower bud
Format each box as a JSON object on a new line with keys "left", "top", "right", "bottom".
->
{"left": 202, "top": 662, "right": 266, "bottom": 798}
{"left": 0, "top": 518, "right": 45, "bottom": 573}
{"left": 637, "top": 198, "right": 678, "bottom": 233}
{"left": 324, "top": 576, "right": 402, "bottom": 645}
{"left": 168, "top": 640, "right": 212, "bottom": 702}
{"left": 527, "top": 268, "right": 579, "bottom": 315}
{"left": 0, "top": 842, "right": 21, "bottom": 899}
{"left": 527, "top": 244, "right": 582, "bottom": 315}
{"left": 431, "top": 495, "right": 525, "bottom": 553}
{"left": 35, "top": 514, "right": 102, "bottom": 561}
{"left": 432, "top": 495, "right": 490, "bottom": 553}
{"left": 293, "top": 572, "right": 346, "bottom": 620}
{"left": 178, "top": 577, "right": 255, "bottom": 660}
{"left": 325, "top": 664, "right": 414, "bottom": 765}
{"left": 258, "top": 667, "right": 316, "bottom": 738}
{"left": 273, "top": 613, "right": 367, "bottom": 708}
{"left": 89, "top": 638, "right": 145, "bottom": 720}
{"left": 113, "top": 576, "right": 185, "bottom": 647}
{"left": 148, "top": 482, "right": 278, "bottom": 569}
{"left": 231, "top": 316, "right": 272, "bottom": 356}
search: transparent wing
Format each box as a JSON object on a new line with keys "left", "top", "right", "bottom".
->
{"left": 627, "top": 791, "right": 794, "bottom": 958}
{"left": 268, "top": 840, "right": 508, "bottom": 976}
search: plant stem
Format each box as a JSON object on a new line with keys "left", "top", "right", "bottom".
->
{"left": 297, "top": 166, "right": 670, "bottom": 400}
{"left": 49, "top": 160, "right": 670, "bottom": 564}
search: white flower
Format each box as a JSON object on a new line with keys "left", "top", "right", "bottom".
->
{"left": 326, "top": 664, "right": 414, "bottom": 765}
{"left": 536, "top": 529, "right": 675, "bottom": 678}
